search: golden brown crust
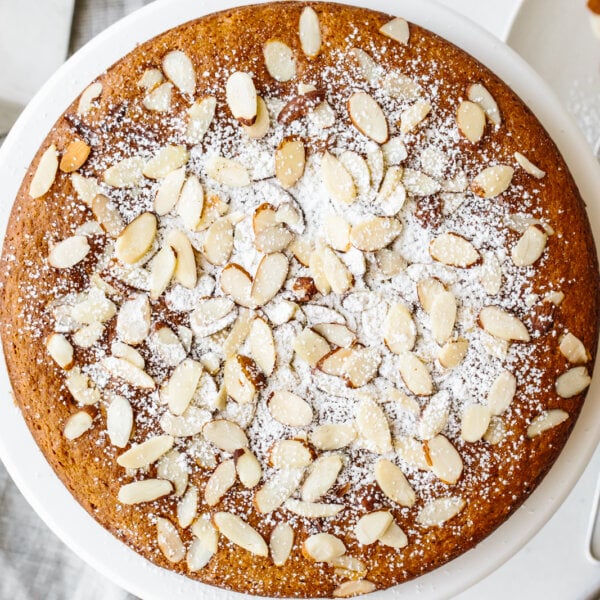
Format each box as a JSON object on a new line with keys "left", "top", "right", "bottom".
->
{"left": 1, "top": 2, "right": 599, "bottom": 597}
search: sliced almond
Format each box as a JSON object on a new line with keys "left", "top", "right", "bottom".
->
{"left": 348, "top": 92, "right": 389, "bottom": 144}
{"left": 163, "top": 50, "right": 196, "bottom": 95}
{"left": 467, "top": 82, "right": 501, "bottom": 126}
{"left": 461, "top": 404, "right": 491, "bottom": 443}
{"left": 144, "top": 145, "right": 189, "bottom": 180}
{"left": 268, "top": 390, "right": 313, "bottom": 428}
{"left": 65, "top": 368, "right": 101, "bottom": 406}
{"left": 63, "top": 411, "right": 93, "bottom": 440}
{"left": 471, "top": 165, "right": 514, "bottom": 198}
{"left": 184, "top": 96, "right": 216, "bottom": 143}
{"left": 303, "top": 533, "right": 345, "bottom": 563}
{"left": 206, "top": 156, "right": 251, "bottom": 187}
{"left": 138, "top": 68, "right": 163, "bottom": 91}
{"left": 149, "top": 245, "right": 176, "bottom": 299}
{"left": 275, "top": 138, "right": 305, "bottom": 188}
{"left": 243, "top": 96, "right": 270, "bottom": 139}
{"left": 317, "top": 348, "right": 353, "bottom": 377}
{"left": 374, "top": 459, "right": 416, "bottom": 507}
{"left": 91, "top": 194, "right": 124, "bottom": 238}
{"left": 514, "top": 152, "right": 546, "bottom": 179}
{"left": 400, "top": 100, "right": 431, "bottom": 134}
{"left": 226, "top": 72, "right": 257, "bottom": 125}
{"left": 156, "top": 518, "right": 185, "bottom": 564}
{"left": 321, "top": 152, "right": 357, "bottom": 205}
{"left": 379, "top": 16, "right": 410, "bottom": 44}
{"left": 106, "top": 395, "right": 133, "bottom": 448}
{"left": 339, "top": 151, "right": 371, "bottom": 198}
{"left": 278, "top": 89, "right": 325, "bottom": 124}
{"left": 103, "top": 356, "right": 155, "bottom": 389}
{"left": 480, "top": 251, "right": 502, "bottom": 295}
{"left": 425, "top": 435, "right": 463, "bottom": 484}
{"left": 117, "top": 435, "right": 174, "bottom": 469}
{"left": 115, "top": 212, "right": 157, "bottom": 264}
{"left": 117, "top": 479, "right": 173, "bottom": 505}
{"left": 511, "top": 225, "right": 548, "bottom": 267}
{"left": 355, "top": 511, "right": 393, "bottom": 545}
{"left": 59, "top": 140, "right": 91, "bottom": 173}
{"left": 270, "top": 523, "right": 294, "bottom": 566}
{"left": 313, "top": 323, "right": 355, "bottom": 348}
{"left": 154, "top": 167, "right": 185, "bottom": 216}
{"left": 116, "top": 295, "right": 151, "bottom": 345}
{"left": 527, "top": 409, "right": 569, "bottom": 438}
{"left": 255, "top": 468, "right": 305, "bottom": 513}
{"left": 310, "top": 423, "right": 356, "bottom": 451}
{"left": 309, "top": 249, "right": 331, "bottom": 295}
{"left": 382, "top": 71, "right": 421, "bottom": 100}
{"left": 379, "top": 521, "right": 408, "bottom": 549}
{"left": 376, "top": 166, "right": 406, "bottom": 216}
{"left": 188, "top": 514, "right": 218, "bottom": 571}
{"left": 204, "top": 459, "right": 236, "bottom": 506}
{"left": 349, "top": 47, "right": 381, "bottom": 86}
{"left": 356, "top": 396, "right": 392, "bottom": 453}
{"left": 350, "top": 217, "right": 402, "bottom": 252}
{"left": 324, "top": 215, "right": 351, "bottom": 253}
{"left": 457, "top": 101, "right": 486, "bottom": 143}
{"left": 252, "top": 253, "right": 289, "bottom": 306}
{"left": 275, "top": 202, "right": 304, "bottom": 232}
{"left": 264, "top": 40, "right": 296, "bottom": 82}
{"left": 160, "top": 359, "right": 203, "bottom": 415}
{"left": 479, "top": 306, "right": 530, "bottom": 342}
{"left": 559, "top": 333, "right": 590, "bottom": 364}
{"left": 416, "top": 496, "right": 465, "bottom": 527}
{"left": 167, "top": 229, "right": 197, "bottom": 289}
{"left": 213, "top": 512, "right": 268, "bottom": 556}
{"left": 333, "top": 580, "right": 376, "bottom": 598}
{"left": 223, "top": 355, "right": 265, "bottom": 405}
{"left": 556, "top": 366, "right": 592, "bottom": 398}
{"left": 487, "top": 370, "right": 516, "bottom": 416}
{"left": 299, "top": 6, "right": 321, "bottom": 58}
{"left": 293, "top": 328, "right": 330, "bottom": 367}
{"left": 177, "top": 485, "right": 198, "bottom": 528}
{"left": 248, "top": 318, "right": 276, "bottom": 376}
{"left": 343, "top": 347, "right": 380, "bottom": 388}
{"left": 417, "top": 391, "right": 450, "bottom": 440}
{"left": 255, "top": 223, "right": 294, "bottom": 254}
{"left": 253, "top": 203, "right": 277, "bottom": 234}
{"left": 30, "top": 144, "right": 59, "bottom": 198}
{"left": 104, "top": 156, "right": 146, "bottom": 188}
{"left": 45, "top": 333, "right": 74, "bottom": 369}
{"left": 403, "top": 168, "right": 440, "bottom": 196}
{"left": 429, "top": 290, "right": 456, "bottom": 345}
{"left": 384, "top": 303, "right": 416, "bottom": 353}
{"left": 190, "top": 297, "right": 236, "bottom": 338}
{"left": 143, "top": 82, "right": 172, "bottom": 112}
{"left": 77, "top": 82, "right": 102, "bottom": 115}
{"left": 235, "top": 448, "right": 262, "bottom": 489}
{"left": 301, "top": 453, "right": 343, "bottom": 502}
{"left": 176, "top": 175, "right": 204, "bottom": 230}
{"left": 71, "top": 287, "right": 116, "bottom": 325}
{"left": 438, "top": 338, "right": 469, "bottom": 369}
{"left": 398, "top": 351, "right": 433, "bottom": 396}
{"left": 483, "top": 416, "right": 506, "bottom": 445}
{"left": 417, "top": 277, "right": 445, "bottom": 314}
{"left": 203, "top": 217, "right": 234, "bottom": 266}
{"left": 48, "top": 235, "right": 90, "bottom": 269}
{"left": 203, "top": 419, "right": 249, "bottom": 452}
{"left": 394, "top": 436, "right": 431, "bottom": 471}
{"left": 223, "top": 310, "right": 255, "bottom": 359}
{"left": 376, "top": 249, "right": 406, "bottom": 277}
{"left": 430, "top": 233, "right": 479, "bottom": 267}
{"left": 71, "top": 173, "right": 100, "bottom": 207}
{"left": 320, "top": 246, "right": 353, "bottom": 294}
{"left": 366, "top": 147, "right": 385, "bottom": 191}
{"left": 220, "top": 264, "right": 254, "bottom": 308}
{"left": 270, "top": 440, "right": 313, "bottom": 469}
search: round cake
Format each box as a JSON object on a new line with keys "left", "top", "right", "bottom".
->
{"left": 1, "top": 2, "right": 598, "bottom": 597}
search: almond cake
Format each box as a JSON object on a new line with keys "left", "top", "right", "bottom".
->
{"left": 1, "top": 2, "right": 599, "bottom": 598}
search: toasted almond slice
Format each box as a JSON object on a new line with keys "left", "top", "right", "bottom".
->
{"left": 154, "top": 167, "right": 185, "bottom": 216}
{"left": 234, "top": 448, "right": 262, "bottom": 489}
{"left": 278, "top": 89, "right": 326, "bottom": 124}
{"left": 203, "top": 217, "right": 234, "bottom": 266}
{"left": 480, "top": 252, "right": 502, "bottom": 295}
{"left": 116, "top": 295, "right": 151, "bottom": 345}
{"left": 214, "top": 512, "right": 268, "bottom": 556}
{"left": 103, "top": 356, "right": 155, "bottom": 389}
{"left": 417, "top": 391, "right": 450, "bottom": 440}
{"left": 30, "top": 144, "right": 59, "bottom": 198}
{"left": 138, "top": 68, "right": 163, "bottom": 91}
{"left": 394, "top": 436, "right": 431, "bottom": 471}
{"left": 366, "top": 147, "right": 385, "bottom": 191}
{"left": 188, "top": 514, "right": 218, "bottom": 570}
{"left": 398, "top": 351, "right": 433, "bottom": 396}
{"left": 299, "top": 7, "right": 321, "bottom": 58}
{"left": 71, "top": 173, "right": 100, "bottom": 207}
{"left": 144, "top": 145, "right": 189, "bottom": 180}
{"left": 115, "top": 212, "right": 157, "bottom": 264}
{"left": 46, "top": 333, "right": 74, "bottom": 369}
{"left": 63, "top": 411, "right": 93, "bottom": 440}
{"left": 156, "top": 518, "right": 185, "bottom": 563}
{"left": 350, "top": 217, "right": 402, "bottom": 252}
{"left": 527, "top": 409, "right": 569, "bottom": 438}
{"left": 384, "top": 303, "right": 416, "bottom": 353}
{"left": 348, "top": 92, "right": 389, "bottom": 144}
{"left": 248, "top": 318, "right": 276, "bottom": 376}
{"left": 317, "top": 348, "right": 353, "bottom": 377}
{"left": 71, "top": 287, "right": 116, "bottom": 324}
{"left": 356, "top": 396, "right": 392, "bottom": 453}
{"left": 275, "top": 138, "right": 305, "bottom": 188}
{"left": 91, "top": 194, "right": 124, "bottom": 238}
{"left": 156, "top": 449, "right": 190, "bottom": 495}
{"left": 559, "top": 333, "right": 590, "bottom": 364}
{"left": 143, "top": 82, "right": 172, "bottom": 111}
{"left": 149, "top": 245, "right": 176, "bottom": 299}
{"left": 457, "top": 101, "right": 486, "bottom": 143}
{"left": 106, "top": 395, "right": 133, "bottom": 448}
{"left": 355, "top": 511, "right": 393, "bottom": 545}
{"left": 226, "top": 72, "right": 257, "bottom": 125}
{"left": 382, "top": 71, "right": 421, "bottom": 100}
{"left": 349, "top": 47, "right": 382, "bottom": 86}
{"left": 253, "top": 203, "right": 278, "bottom": 234}
{"left": 275, "top": 202, "right": 304, "bottom": 233}
{"left": 479, "top": 306, "right": 530, "bottom": 342}
{"left": 190, "top": 297, "right": 236, "bottom": 338}
{"left": 313, "top": 323, "right": 355, "bottom": 348}
{"left": 338, "top": 151, "right": 371, "bottom": 198}
{"left": 160, "top": 359, "right": 203, "bottom": 415}
{"left": 223, "top": 355, "right": 264, "bottom": 404}
{"left": 310, "top": 423, "right": 356, "bottom": 451}
{"left": 252, "top": 253, "right": 289, "bottom": 306}
{"left": 160, "top": 406, "right": 210, "bottom": 438}
{"left": 556, "top": 366, "right": 592, "bottom": 398}
{"left": 471, "top": 165, "right": 513, "bottom": 198}
{"left": 264, "top": 40, "right": 296, "bottom": 81}
{"left": 344, "top": 347, "right": 380, "bottom": 388}
{"left": 163, "top": 50, "right": 196, "bottom": 95}
{"left": 377, "top": 166, "right": 406, "bottom": 216}
{"left": 400, "top": 100, "right": 431, "bottom": 134}
{"left": 185, "top": 96, "right": 216, "bottom": 143}
{"left": 293, "top": 328, "right": 330, "bottom": 367}
{"left": 461, "top": 404, "right": 491, "bottom": 443}
{"left": 417, "top": 277, "right": 445, "bottom": 314}
{"left": 430, "top": 233, "right": 479, "bottom": 267}
{"left": 270, "top": 439, "right": 313, "bottom": 469}
{"left": 376, "top": 248, "right": 406, "bottom": 277}
{"left": 514, "top": 152, "right": 546, "bottom": 179}
{"left": 256, "top": 468, "right": 305, "bottom": 513}
{"left": 117, "top": 435, "right": 174, "bottom": 469}
{"left": 324, "top": 215, "right": 351, "bottom": 252}
{"left": 167, "top": 229, "right": 197, "bottom": 289}
{"left": 204, "top": 459, "right": 236, "bottom": 506}
{"left": 48, "top": 235, "right": 90, "bottom": 269}
{"left": 310, "top": 100, "right": 336, "bottom": 128}
{"left": 483, "top": 416, "right": 506, "bottom": 445}
{"left": 206, "top": 156, "right": 251, "bottom": 187}
{"left": 104, "top": 156, "right": 146, "bottom": 188}
{"left": 429, "top": 290, "right": 456, "bottom": 345}
{"left": 304, "top": 533, "right": 345, "bottom": 563}
{"left": 177, "top": 485, "right": 198, "bottom": 528}
{"left": 268, "top": 390, "right": 313, "bottom": 428}
{"left": 438, "top": 338, "right": 469, "bottom": 369}
{"left": 416, "top": 496, "right": 465, "bottom": 527}
{"left": 308, "top": 249, "right": 331, "bottom": 295}
{"left": 379, "top": 16, "right": 410, "bottom": 44}
{"left": 425, "top": 435, "right": 463, "bottom": 484}
{"left": 270, "top": 523, "right": 294, "bottom": 566}
{"left": 65, "top": 367, "right": 101, "bottom": 406}
{"left": 320, "top": 246, "right": 353, "bottom": 294}
{"left": 203, "top": 419, "right": 249, "bottom": 452}
{"left": 333, "top": 580, "right": 376, "bottom": 598}
{"left": 301, "top": 453, "right": 343, "bottom": 502}
{"left": 240, "top": 96, "right": 269, "bottom": 139}
{"left": 403, "top": 168, "right": 440, "bottom": 196}
{"left": 223, "top": 311, "right": 255, "bottom": 359}
{"left": 285, "top": 499, "right": 344, "bottom": 519}
{"left": 59, "top": 140, "right": 91, "bottom": 173}
{"left": 255, "top": 223, "right": 294, "bottom": 254}
{"left": 176, "top": 175, "right": 204, "bottom": 230}
{"left": 220, "top": 264, "right": 254, "bottom": 308}
{"left": 118, "top": 479, "right": 173, "bottom": 505}
{"left": 487, "top": 370, "right": 516, "bottom": 416}
{"left": 321, "top": 152, "right": 357, "bottom": 205}
{"left": 379, "top": 521, "right": 408, "bottom": 549}
{"left": 78, "top": 82, "right": 102, "bottom": 115}
{"left": 468, "top": 82, "right": 501, "bottom": 126}
{"left": 374, "top": 459, "right": 416, "bottom": 507}
{"left": 511, "top": 225, "right": 548, "bottom": 267}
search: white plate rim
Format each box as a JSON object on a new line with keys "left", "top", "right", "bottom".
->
{"left": 0, "top": 1, "right": 599, "bottom": 599}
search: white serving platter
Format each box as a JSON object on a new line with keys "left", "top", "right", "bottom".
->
{"left": 0, "top": 1, "right": 599, "bottom": 599}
